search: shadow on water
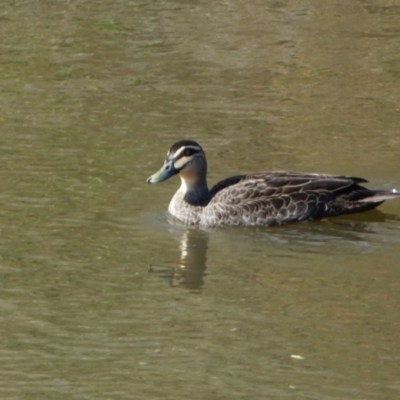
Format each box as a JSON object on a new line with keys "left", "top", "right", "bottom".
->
{"left": 253, "top": 210, "right": 400, "bottom": 246}
{"left": 147, "top": 209, "right": 400, "bottom": 291}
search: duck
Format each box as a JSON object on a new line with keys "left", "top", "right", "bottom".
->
{"left": 146, "top": 140, "right": 399, "bottom": 226}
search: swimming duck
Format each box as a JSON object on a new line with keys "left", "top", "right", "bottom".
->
{"left": 147, "top": 140, "right": 399, "bottom": 226}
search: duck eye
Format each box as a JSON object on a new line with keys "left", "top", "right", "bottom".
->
{"left": 184, "top": 149, "right": 192, "bottom": 156}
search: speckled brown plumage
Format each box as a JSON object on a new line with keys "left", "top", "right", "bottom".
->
{"left": 147, "top": 141, "right": 399, "bottom": 227}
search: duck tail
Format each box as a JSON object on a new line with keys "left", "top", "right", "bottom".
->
{"left": 357, "top": 189, "right": 399, "bottom": 204}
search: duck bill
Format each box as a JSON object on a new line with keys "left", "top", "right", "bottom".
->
{"left": 147, "top": 160, "right": 177, "bottom": 183}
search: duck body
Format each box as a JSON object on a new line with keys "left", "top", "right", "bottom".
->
{"left": 147, "top": 140, "right": 399, "bottom": 227}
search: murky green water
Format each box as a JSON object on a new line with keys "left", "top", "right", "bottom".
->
{"left": 1, "top": 1, "right": 400, "bottom": 399}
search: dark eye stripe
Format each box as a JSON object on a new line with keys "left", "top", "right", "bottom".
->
{"left": 175, "top": 146, "right": 201, "bottom": 160}
{"left": 183, "top": 148, "right": 197, "bottom": 156}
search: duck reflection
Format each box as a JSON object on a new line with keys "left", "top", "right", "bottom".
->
{"left": 148, "top": 210, "right": 399, "bottom": 291}
{"left": 149, "top": 228, "right": 208, "bottom": 291}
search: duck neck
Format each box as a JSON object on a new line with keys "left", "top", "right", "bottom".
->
{"left": 180, "top": 175, "right": 210, "bottom": 206}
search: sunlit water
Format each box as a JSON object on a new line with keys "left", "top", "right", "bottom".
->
{"left": 1, "top": 1, "right": 400, "bottom": 399}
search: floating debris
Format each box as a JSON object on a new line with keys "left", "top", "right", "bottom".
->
{"left": 290, "top": 355, "right": 304, "bottom": 360}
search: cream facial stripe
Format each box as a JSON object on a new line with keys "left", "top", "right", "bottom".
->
{"left": 172, "top": 145, "right": 201, "bottom": 170}
{"left": 172, "top": 145, "right": 201, "bottom": 160}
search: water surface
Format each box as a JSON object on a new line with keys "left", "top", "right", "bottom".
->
{"left": 1, "top": 0, "right": 400, "bottom": 399}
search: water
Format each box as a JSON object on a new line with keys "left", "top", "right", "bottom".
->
{"left": 1, "top": 0, "right": 400, "bottom": 399}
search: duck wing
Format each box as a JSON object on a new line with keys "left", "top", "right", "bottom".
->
{"left": 209, "top": 174, "right": 248, "bottom": 197}
{"left": 209, "top": 172, "right": 367, "bottom": 196}
{"left": 206, "top": 172, "right": 396, "bottom": 226}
